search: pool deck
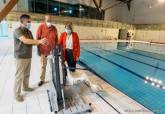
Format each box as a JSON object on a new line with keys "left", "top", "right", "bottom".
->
{"left": 0, "top": 39, "right": 154, "bottom": 114}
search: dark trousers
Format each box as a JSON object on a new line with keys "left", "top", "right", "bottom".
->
{"left": 66, "top": 49, "right": 76, "bottom": 72}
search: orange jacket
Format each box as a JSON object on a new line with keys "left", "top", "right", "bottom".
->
{"left": 36, "top": 23, "right": 58, "bottom": 56}
{"left": 59, "top": 32, "right": 80, "bottom": 61}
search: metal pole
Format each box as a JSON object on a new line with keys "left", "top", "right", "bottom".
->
{"left": 34, "top": 0, "right": 35, "bottom": 13}
{"left": 47, "top": 0, "right": 48, "bottom": 14}
{"left": 58, "top": 0, "right": 60, "bottom": 16}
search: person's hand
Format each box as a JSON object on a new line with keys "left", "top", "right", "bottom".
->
{"left": 38, "top": 38, "right": 49, "bottom": 45}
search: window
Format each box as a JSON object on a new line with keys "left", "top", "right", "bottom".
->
{"left": 28, "top": 0, "right": 104, "bottom": 20}
{"left": 0, "top": 21, "right": 8, "bottom": 39}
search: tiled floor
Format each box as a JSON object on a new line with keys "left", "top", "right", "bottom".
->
{"left": 0, "top": 39, "right": 154, "bottom": 114}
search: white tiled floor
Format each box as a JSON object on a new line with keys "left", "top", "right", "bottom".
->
{"left": 0, "top": 39, "right": 154, "bottom": 114}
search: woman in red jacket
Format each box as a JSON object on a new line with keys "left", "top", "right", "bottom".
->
{"left": 59, "top": 22, "right": 80, "bottom": 72}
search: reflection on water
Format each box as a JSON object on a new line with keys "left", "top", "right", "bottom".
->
{"left": 80, "top": 42, "right": 165, "bottom": 114}
{"left": 117, "top": 42, "right": 133, "bottom": 50}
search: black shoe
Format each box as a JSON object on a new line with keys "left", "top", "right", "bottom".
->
{"left": 38, "top": 81, "right": 44, "bottom": 86}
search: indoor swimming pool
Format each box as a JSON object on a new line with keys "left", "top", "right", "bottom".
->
{"left": 80, "top": 42, "right": 165, "bottom": 114}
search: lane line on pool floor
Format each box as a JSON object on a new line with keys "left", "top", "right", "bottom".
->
{"left": 79, "top": 53, "right": 154, "bottom": 114}
{"left": 96, "top": 47, "right": 165, "bottom": 71}
{"left": 120, "top": 49, "right": 165, "bottom": 62}
{"left": 81, "top": 48, "right": 146, "bottom": 81}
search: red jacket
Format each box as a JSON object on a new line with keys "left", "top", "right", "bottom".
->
{"left": 59, "top": 32, "right": 80, "bottom": 61}
{"left": 36, "top": 23, "right": 58, "bottom": 56}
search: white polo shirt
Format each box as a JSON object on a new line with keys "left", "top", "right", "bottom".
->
{"left": 66, "top": 34, "right": 73, "bottom": 49}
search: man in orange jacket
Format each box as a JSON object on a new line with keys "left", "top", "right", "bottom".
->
{"left": 59, "top": 22, "right": 80, "bottom": 72}
{"left": 36, "top": 15, "right": 58, "bottom": 86}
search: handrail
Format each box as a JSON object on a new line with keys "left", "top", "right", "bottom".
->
{"left": 0, "top": 0, "right": 18, "bottom": 22}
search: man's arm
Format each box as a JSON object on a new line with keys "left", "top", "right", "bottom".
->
{"left": 19, "top": 36, "right": 48, "bottom": 45}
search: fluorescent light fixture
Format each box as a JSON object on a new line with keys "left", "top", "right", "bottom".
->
{"left": 54, "top": 7, "right": 58, "bottom": 11}
{"left": 69, "top": 10, "right": 72, "bottom": 14}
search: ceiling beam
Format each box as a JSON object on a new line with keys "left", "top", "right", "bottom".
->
{"left": 92, "top": 0, "right": 103, "bottom": 11}
{"left": 127, "top": 1, "right": 131, "bottom": 10}
{"left": 0, "top": 0, "right": 19, "bottom": 22}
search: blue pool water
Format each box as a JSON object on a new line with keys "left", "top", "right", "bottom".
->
{"left": 80, "top": 42, "right": 165, "bottom": 114}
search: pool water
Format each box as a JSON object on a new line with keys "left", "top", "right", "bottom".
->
{"left": 80, "top": 42, "right": 165, "bottom": 114}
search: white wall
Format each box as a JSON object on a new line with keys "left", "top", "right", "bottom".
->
{"left": 8, "top": 21, "right": 119, "bottom": 40}
{"left": 134, "top": 30, "right": 165, "bottom": 41}
{"left": 120, "top": 0, "right": 165, "bottom": 24}
{"left": 15, "top": 0, "right": 29, "bottom": 12}
{"left": 104, "top": 0, "right": 123, "bottom": 22}
{"left": 103, "top": 0, "right": 165, "bottom": 24}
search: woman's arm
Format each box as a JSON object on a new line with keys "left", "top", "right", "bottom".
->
{"left": 76, "top": 33, "right": 80, "bottom": 59}
{"left": 59, "top": 33, "right": 64, "bottom": 45}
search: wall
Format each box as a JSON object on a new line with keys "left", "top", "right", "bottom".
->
{"left": 119, "top": 0, "right": 165, "bottom": 24}
{"left": 133, "top": 24, "right": 165, "bottom": 41}
{"left": 134, "top": 29, "right": 165, "bottom": 42}
{"left": 104, "top": 0, "right": 123, "bottom": 22}
{"left": 7, "top": 21, "right": 119, "bottom": 41}
{"left": 15, "top": 0, "right": 29, "bottom": 12}
{"left": 101, "top": 0, "right": 165, "bottom": 24}
{"left": 5, "top": 11, "right": 137, "bottom": 41}
{"left": 122, "top": 0, "right": 165, "bottom": 42}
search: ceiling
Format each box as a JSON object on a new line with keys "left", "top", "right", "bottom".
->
{"left": 104, "top": 0, "right": 134, "bottom": 11}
